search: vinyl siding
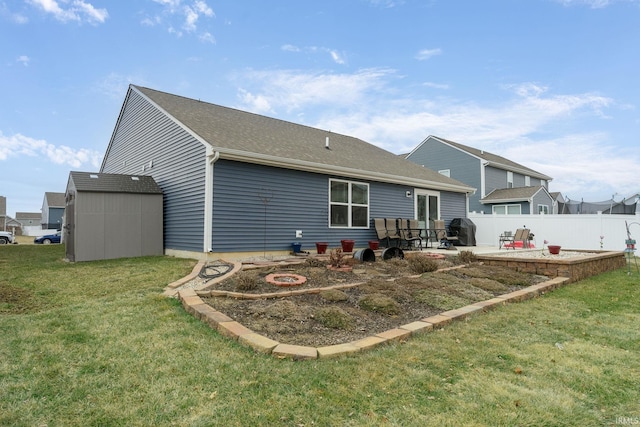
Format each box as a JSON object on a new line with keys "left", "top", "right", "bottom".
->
{"left": 101, "top": 90, "right": 206, "bottom": 251}
{"left": 407, "top": 138, "right": 482, "bottom": 212}
{"left": 211, "top": 160, "right": 418, "bottom": 252}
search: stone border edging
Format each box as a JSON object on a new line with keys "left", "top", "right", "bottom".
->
{"left": 175, "top": 272, "right": 570, "bottom": 360}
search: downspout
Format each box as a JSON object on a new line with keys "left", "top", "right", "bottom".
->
{"left": 204, "top": 147, "right": 220, "bottom": 252}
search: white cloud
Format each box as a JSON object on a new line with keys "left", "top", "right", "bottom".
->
{"left": 27, "top": 0, "right": 108, "bottom": 24}
{"left": 415, "top": 48, "right": 442, "bottom": 61}
{"left": 231, "top": 67, "right": 637, "bottom": 200}
{"left": 17, "top": 55, "right": 30, "bottom": 66}
{"left": 144, "top": 0, "right": 215, "bottom": 39}
{"left": 281, "top": 44, "right": 347, "bottom": 65}
{"left": 0, "top": 131, "right": 102, "bottom": 168}
{"left": 235, "top": 68, "right": 394, "bottom": 113}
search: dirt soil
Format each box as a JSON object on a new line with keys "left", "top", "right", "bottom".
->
{"left": 201, "top": 254, "right": 549, "bottom": 347}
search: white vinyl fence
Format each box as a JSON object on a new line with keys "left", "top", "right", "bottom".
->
{"left": 468, "top": 212, "right": 640, "bottom": 251}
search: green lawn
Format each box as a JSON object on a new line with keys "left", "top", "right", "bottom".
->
{"left": 1, "top": 245, "right": 639, "bottom": 426}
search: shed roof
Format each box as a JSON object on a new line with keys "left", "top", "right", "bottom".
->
{"left": 68, "top": 172, "right": 163, "bottom": 194}
{"left": 125, "top": 86, "right": 475, "bottom": 194}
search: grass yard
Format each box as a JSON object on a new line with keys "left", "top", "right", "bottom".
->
{"left": 1, "top": 244, "right": 639, "bottom": 426}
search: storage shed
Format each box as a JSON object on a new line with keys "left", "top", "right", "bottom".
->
{"left": 64, "top": 171, "right": 163, "bottom": 262}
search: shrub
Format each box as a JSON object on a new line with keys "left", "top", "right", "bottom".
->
{"left": 315, "top": 306, "right": 354, "bottom": 329}
{"left": 358, "top": 293, "right": 401, "bottom": 315}
{"left": 458, "top": 250, "right": 478, "bottom": 264}
{"left": 234, "top": 270, "right": 260, "bottom": 291}
{"left": 407, "top": 256, "right": 440, "bottom": 274}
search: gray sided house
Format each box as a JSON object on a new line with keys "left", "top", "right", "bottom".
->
{"left": 406, "top": 136, "right": 553, "bottom": 215}
{"left": 65, "top": 172, "right": 163, "bottom": 262}
{"left": 99, "top": 86, "right": 475, "bottom": 259}
{"left": 42, "top": 192, "right": 65, "bottom": 230}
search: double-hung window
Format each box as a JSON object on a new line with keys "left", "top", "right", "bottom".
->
{"left": 329, "top": 179, "right": 369, "bottom": 228}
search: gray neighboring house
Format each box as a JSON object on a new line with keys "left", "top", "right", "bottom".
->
{"left": 42, "top": 192, "right": 65, "bottom": 230}
{"left": 65, "top": 171, "right": 164, "bottom": 262}
{"left": 16, "top": 212, "right": 41, "bottom": 226}
{"left": 405, "top": 135, "right": 554, "bottom": 215}
{"left": 99, "top": 85, "right": 475, "bottom": 259}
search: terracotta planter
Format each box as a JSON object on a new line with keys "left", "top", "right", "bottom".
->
{"left": 315, "top": 242, "right": 329, "bottom": 254}
{"left": 368, "top": 240, "right": 379, "bottom": 250}
{"left": 548, "top": 245, "right": 561, "bottom": 255}
{"left": 340, "top": 239, "right": 355, "bottom": 253}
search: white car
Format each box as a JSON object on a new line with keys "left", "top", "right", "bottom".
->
{"left": 0, "top": 231, "right": 16, "bottom": 244}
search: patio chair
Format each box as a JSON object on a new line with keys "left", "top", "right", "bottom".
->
{"left": 385, "top": 218, "right": 402, "bottom": 247}
{"left": 398, "top": 218, "right": 422, "bottom": 250}
{"left": 433, "top": 219, "right": 459, "bottom": 249}
{"left": 507, "top": 228, "right": 530, "bottom": 249}
{"left": 499, "top": 230, "right": 514, "bottom": 249}
{"left": 374, "top": 218, "right": 393, "bottom": 248}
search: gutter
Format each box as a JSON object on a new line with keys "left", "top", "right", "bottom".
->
{"left": 204, "top": 147, "right": 220, "bottom": 252}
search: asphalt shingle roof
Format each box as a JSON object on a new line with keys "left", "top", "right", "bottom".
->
{"left": 45, "top": 192, "right": 66, "bottom": 207}
{"left": 430, "top": 136, "right": 552, "bottom": 181}
{"left": 132, "top": 86, "right": 475, "bottom": 193}
{"left": 481, "top": 186, "right": 548, "bottom": 202}
{"left": 69, "top": 171, "right": 162, "bottom": 194}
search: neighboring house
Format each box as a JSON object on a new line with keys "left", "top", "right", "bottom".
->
{"left": 405, "top": 136, "right": 553, "bottom": 215}
{"left": 479, "top": 186, "right": 555, "bottom": 215}
{"left": 100, "top": 85, "right": 475, "bottom": 258}
{"left": 64, "top": 171, "right": 164, "bottom": 262}
{"left": 16, "top": 212, "right": 42, "bottom": 235}
{"left": 549, "top": 192, "right": 565, "bottom": 214}
{"left": 42, "top": 192, "right": 65, "bottom": 230}
{"left": 16, "top": 212, "right": 42, "bottom": 227}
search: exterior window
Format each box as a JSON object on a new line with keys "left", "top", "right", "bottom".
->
{"left": 329, "top": 179, "right": 369, "bottom": 228}
{"left": 538, "top": 204, "right": 549, "bottom": 214}
{"left": 507, "top": 171, "right": 514, "bottom": 188}
{"left": 525, "top": 176, "right": 530, "bottom": 187}
{"left": 492, "top": 204, "right": 521, "bottom": 215}
{"left": 438, "top": 169, "right": 451, "bottom": 178}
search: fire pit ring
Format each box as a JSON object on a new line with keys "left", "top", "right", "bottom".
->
{"left": 265, "top": 273, "right": 307, "bottom": 287}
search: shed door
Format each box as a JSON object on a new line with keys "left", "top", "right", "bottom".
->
{"left": 65, "top": 202, "right": 75, "bottom": 262}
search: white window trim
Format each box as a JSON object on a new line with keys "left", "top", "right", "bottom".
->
{"left": 492, "top": 204, "right": 522, "bottom": 215}
{"left": 329, "top": 179, "right": 370, "bottom": 228}
{"left": 438, "top": 169, "right": 450, "bottom": 178}
{"left": 525, "top": 175, "right": 531, "bottom": 187}
{"left": 507, "top": 171, "right": 514, "bottom": 188}
{"left": 538, "top": 204, "right": 549, "bottom": 214}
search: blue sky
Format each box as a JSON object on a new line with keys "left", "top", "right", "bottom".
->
{"left": 1, "top": 0, "right": 639, "bottom": 217}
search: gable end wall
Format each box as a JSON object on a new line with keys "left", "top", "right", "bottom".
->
{"left": 101, "top": 90, "right": 206, "bottom": 252}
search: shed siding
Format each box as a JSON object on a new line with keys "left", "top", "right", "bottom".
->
{"left": 211, "top": 160, "right": 418, "bottom": 252}
{"left": 73, "top": 192, "right": 163, "bottom": 262}
{"left": 101, "top": 90, "right": 206, "bottom": 251}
